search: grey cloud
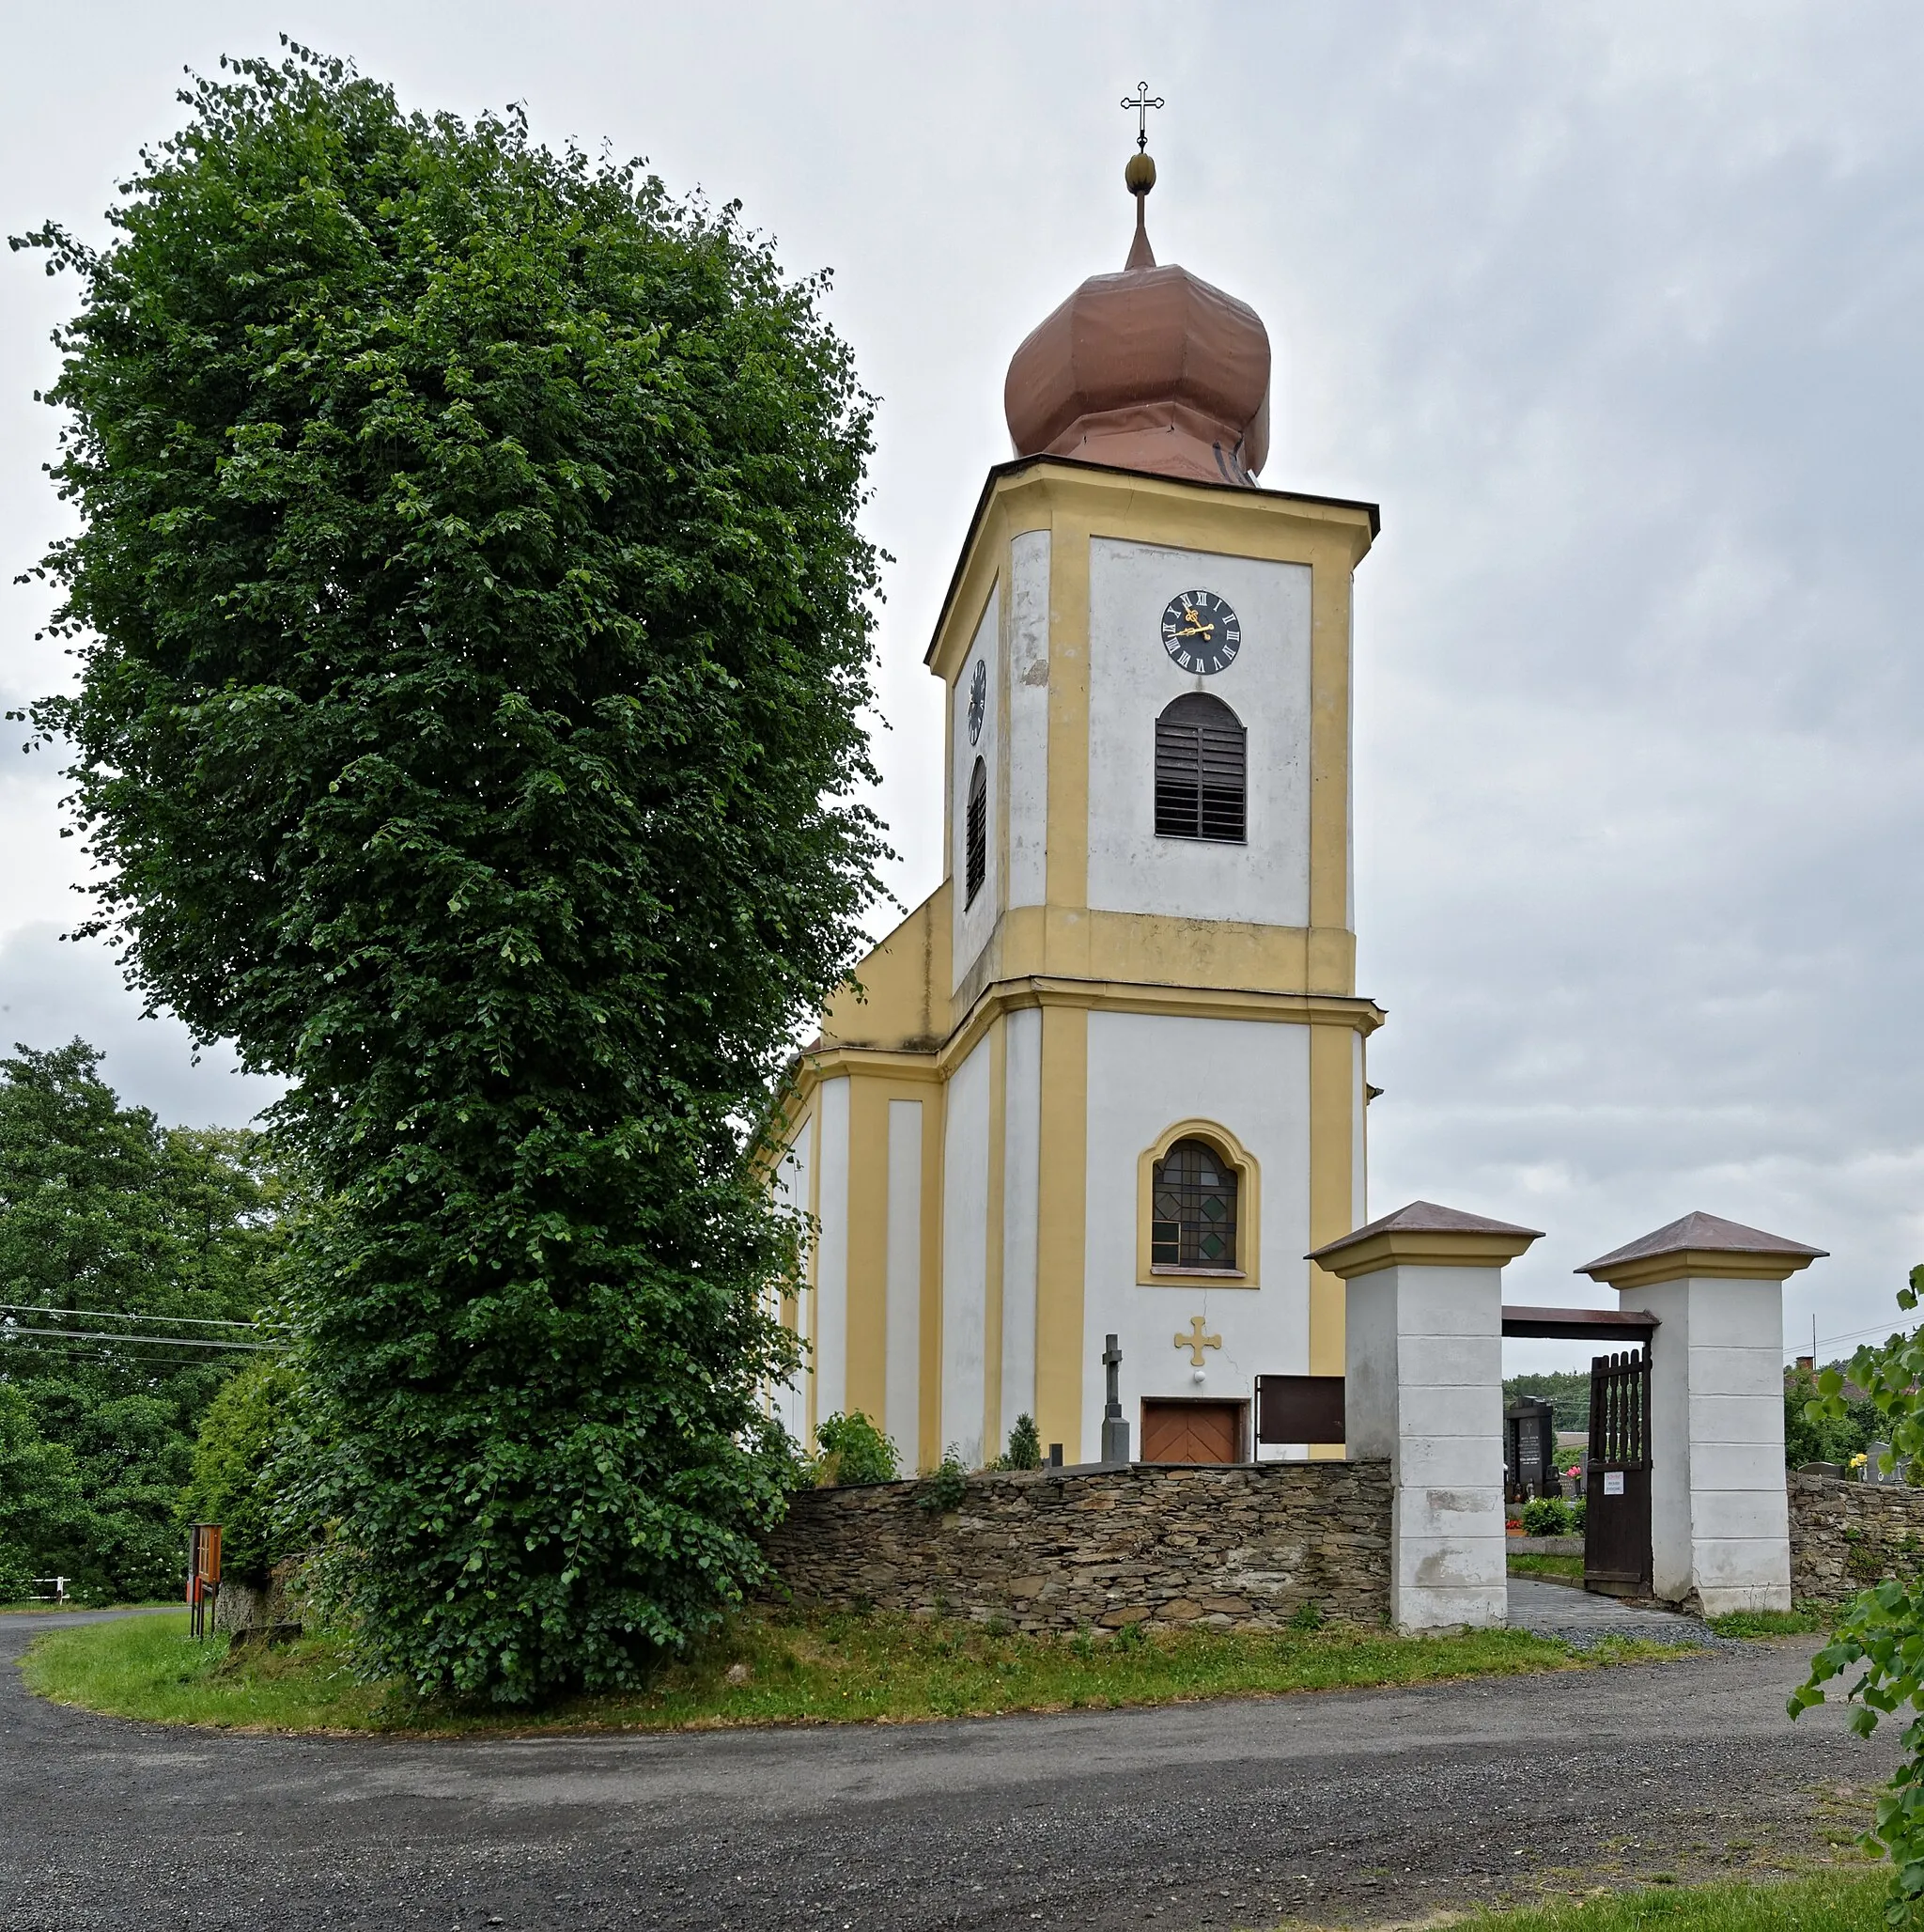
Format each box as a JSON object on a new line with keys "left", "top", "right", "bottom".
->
{"left": 3, "top": 0, "right": 1919, "bottom": 1369}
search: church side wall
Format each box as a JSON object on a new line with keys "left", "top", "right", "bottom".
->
{"left": 1085, "top": 538, "right": 1312, "bottom": 927}
{"left": 765, "top": 1459, "right": 1392, "bottom": 1632}
{"left": 940, "top": 1035, "right": 993, "bottom": 1468}
{"left": 1081, "top": 1009, "right": 1312, "bottom": 1463}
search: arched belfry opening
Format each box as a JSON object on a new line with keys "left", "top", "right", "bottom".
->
{"left": 1155, "top": 693, "right": 1246, "bottom": 842}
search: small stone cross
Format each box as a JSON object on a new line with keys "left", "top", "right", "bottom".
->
{"left": 1174, "top": 1316, "right": 1221, "bottom": 1368}
{"left": 1103, "top": 1332, "right": 1124, "bottom": 1418}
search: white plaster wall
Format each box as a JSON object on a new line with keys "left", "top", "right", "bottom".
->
{"left": 1000, "top": 1006, "right": 1043, "bottom": 1447}
{"left": 940, "top": 1037, "right": 992, "bottom": 1469}
{"left": 1086, "top": 539, "right": 1312, "bottom": 926}
{"left": 769, "top": 1112, "right": 813, "bottom": 1446}
{"left": 1621, "top": 1274, "right": 1792, "bottom": 1613}
{"left": 1079, "top": 1009, "right": 1312, "bottom": 1463}
{"left": 813, "top": 1079, "right": 850, "bottom": 1435}
{"left": 951, "top": 588, "right": 1001, "bottom": 990}
{"left": 1006, "top": 533, "right": 1050, "bottom": 910}
{"left": 884, "top": 1099, "right": 923, "bottom": 1466}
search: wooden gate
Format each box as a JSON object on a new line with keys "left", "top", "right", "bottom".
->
{"left": 1584, "top": 1348, "right": 1652, "bottom": 1596}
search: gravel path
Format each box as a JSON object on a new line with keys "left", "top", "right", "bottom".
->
{"left": 0, "top": 1606, "right": 1893, "bottom": 1931}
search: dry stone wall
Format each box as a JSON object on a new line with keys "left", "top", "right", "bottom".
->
{"left": 764, "top": 1459, "right": 1392, "bottom": 1632}
{"left": 1791, "top": 1469, "right": 1924, "bottom": 1603}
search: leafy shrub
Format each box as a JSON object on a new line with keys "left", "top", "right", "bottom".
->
{"left": 917, "top": 1447, "right": 970, "bottom": 1514}
{"left": 17, "top": 43, "right": 881, "bottom": 1701}
{"left": 1520, "top": 1495, "right": 1573, "bottom": 1536}
{"left": 0, "top": 1386, "right": 97, "bottom": 1601}
{"left": 181, "top": 1357, "right": 303, "bottom": 1584}
{"left": 1289, "top": 1598, "right": 1325, "bottom": 1631}
{"left": 813, "top": 1411, "right": 898, "bottom": 1488}
{"left": 999, "top": 1413, "right": 1041, "bottom": 1471}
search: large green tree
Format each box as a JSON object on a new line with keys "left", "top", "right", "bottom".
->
{"left": 0, "top": 1040, "right": 285, "bottom": 1599}
{"left": 14, "top": 44, "right": 881, "bottom": 1698}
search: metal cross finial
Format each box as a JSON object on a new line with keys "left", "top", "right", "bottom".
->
{"left": 1122, "top": 81, "right": 1165, "bottom": 152}
{"left": 1174, "top": 1316, "right": 1221, "bottom": 1369}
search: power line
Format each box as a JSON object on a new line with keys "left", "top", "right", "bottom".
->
{"left": 0, "top": 1303, "right": 287, "bottom": 1331}
{"left": 0, "top": 1324, "right": 281, "bottom": 1352}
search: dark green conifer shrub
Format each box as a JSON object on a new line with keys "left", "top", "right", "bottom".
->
{"left": 1000, "top": 1413, "right": 1042, "bottom": 1471}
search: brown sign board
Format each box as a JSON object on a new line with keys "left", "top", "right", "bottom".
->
{"left": 1255, "top": 1374, "right": 1345, "bottom": 1445}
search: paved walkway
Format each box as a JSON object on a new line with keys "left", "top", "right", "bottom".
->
{"left": 1507, "top": 1575, "right": 1731, "bottom": 1645}
{"left": 0, "top": 1607, "right": 1887, "bottom": 1931}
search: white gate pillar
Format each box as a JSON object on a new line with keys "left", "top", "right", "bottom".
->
{"left": 1311, "top": 1202, "right": 1544, "bottom": 1632}
{"left": 1578, "top": 1212, "right": 1826, "bottom": 1617}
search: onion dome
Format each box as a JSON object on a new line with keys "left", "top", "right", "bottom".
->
{"left": 1003, "top": 147, "right": 1272, "bottom": 487}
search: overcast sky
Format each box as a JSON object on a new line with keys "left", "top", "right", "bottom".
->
{"left": 5, "top": 2, "right": 1921, "bottom": 1372}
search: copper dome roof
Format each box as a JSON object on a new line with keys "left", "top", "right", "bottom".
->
{"left": 1003, "top": 179, "right": 1271, "bottom": 488}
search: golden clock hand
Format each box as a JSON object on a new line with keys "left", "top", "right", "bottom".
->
{"left": 1173, "top": 622, "right": 1215, "bottom": 638}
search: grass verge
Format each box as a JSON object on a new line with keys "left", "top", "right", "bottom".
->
{"left": 1704, "top": 1607, "right": 1832, "bottom": 1639}
{"left": 1509, "top": 1552, "right": 1586, "bottom": 1581}
{"left": 1435, "top": 1870, "right": 1883, "bottom": 1931}
{"left": 19, "top": 1610, "right": 1700, "bottom": 1737}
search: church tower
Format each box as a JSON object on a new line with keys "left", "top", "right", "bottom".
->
{"left": 771, "top": 126, "right": 1382, "bottom": 1471}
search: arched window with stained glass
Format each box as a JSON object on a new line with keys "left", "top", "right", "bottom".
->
{"left": 1150, "top": 1137, "right": 1239, "bottom": 1270}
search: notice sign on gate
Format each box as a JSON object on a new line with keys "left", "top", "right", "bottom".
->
{"left": 1603, "top": 1471, "right": 1625, "bottom": 1496}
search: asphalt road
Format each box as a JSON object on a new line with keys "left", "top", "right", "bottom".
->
{"left": 0, "top": 1608, "right": 1896, "bottom": 1932}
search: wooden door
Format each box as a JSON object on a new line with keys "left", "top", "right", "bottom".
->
{"left": 1583, "top": 1348, "right": 1652, "bottom": 1596}
{"left": 1140, "top": 1399, "right": 1243, "bottom": 1464}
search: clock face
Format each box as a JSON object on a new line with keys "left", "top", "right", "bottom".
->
{"left": 967, "top": 659, "right": 987, "bottom": 744}
{"left": 1160, "top": 589, "right": 1242, "bottom": 676}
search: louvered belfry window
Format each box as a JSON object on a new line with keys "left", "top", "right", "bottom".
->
{"left": 1151, "top": 1138, "right": 1239, "bottom": 1270}
{"left": 1155, "top": 693, "right": 1247, "bottom": 842}
{"left": 965, "top": 756, "right": 987, "bottom": 906}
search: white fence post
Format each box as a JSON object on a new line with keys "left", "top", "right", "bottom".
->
{"left": 1578, "top": 1212, "right": 1825, "bottom": 1616}
{"left": 1312, "top": 1202, "right": 1544, "bottom": 1632}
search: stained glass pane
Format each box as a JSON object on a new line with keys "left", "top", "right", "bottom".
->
{"left": 1150, "top": 1137, "right": 1237, "bottom": 1270}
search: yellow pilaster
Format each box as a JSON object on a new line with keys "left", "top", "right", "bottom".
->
{"left": 1307, "top": 1020, "right": 1354, "bottom": 1457}
{"left": 921, "top": 1077, "right": 946, "bottom": 1474}
{"left": 1033, "top": 1001, "right": 1088, "bottom": 1458}
{"left": 982, "top": 1017, "right": 1008, "bottom": 1462}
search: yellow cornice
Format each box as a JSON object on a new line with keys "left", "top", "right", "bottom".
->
{"left": 773, "top": 975, "right": 1384, "bottom": 1116}
{"left": 924, "top": 458, "right": 1379, "bottom": 685}
{"left": 1591, "top": 1251, "right": 1820, "bottom": 1291}
{"left": 1312, "top": 1227, "right": 1542, "bottom": 1280}
{"left": 941, "top": 976, "right": 1386, "bottom": 1079}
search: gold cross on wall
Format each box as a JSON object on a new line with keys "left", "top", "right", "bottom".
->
{"left": 1174, "top": 1316, "right": 1221, "bottom": 1367}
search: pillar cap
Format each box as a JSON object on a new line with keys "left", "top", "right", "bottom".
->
{"left": 1308, "top": 1201, "right": 1544, "bottom": 1279}
{"left": 1577, "top": 1211, "right": 1827, "bottom": 1290}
